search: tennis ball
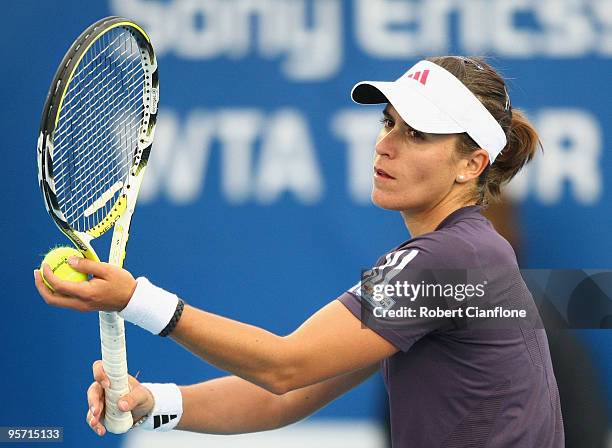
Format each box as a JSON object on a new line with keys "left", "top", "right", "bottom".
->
{"left": 40, "top": 246, "right": 88, "bottom": 291}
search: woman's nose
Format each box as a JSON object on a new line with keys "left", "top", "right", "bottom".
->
{"left": 375, "top": 130, "right": 395, "bottom": 158}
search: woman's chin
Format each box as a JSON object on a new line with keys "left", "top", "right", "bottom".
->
{"left": 371, "top": 189, "right": 410, "bottom": 211}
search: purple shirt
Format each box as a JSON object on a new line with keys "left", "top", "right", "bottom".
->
{"left": 338, "top": 206, "right": 564, "bottom": 448}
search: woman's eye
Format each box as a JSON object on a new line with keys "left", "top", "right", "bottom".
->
{"left": 379, "top": 118, "right": 424, "bottom": 140}
{"left": 379, "top": 118, "right": 393, "bottom": 128}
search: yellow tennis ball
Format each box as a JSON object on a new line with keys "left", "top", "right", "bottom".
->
{"left": 40, "top": 246, "right": 88, "bottom": 291}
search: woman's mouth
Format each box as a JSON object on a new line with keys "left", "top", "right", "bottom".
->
{"left": 374, "top": 167, "right": 396, "bottom": 180}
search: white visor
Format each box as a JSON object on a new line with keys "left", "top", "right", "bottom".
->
{"left": 351, "top": 60, "right": 507, "bottom": 163}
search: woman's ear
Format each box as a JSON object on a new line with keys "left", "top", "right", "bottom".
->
{"left": 457, "top": 149, "right": 489, "bottom": 182}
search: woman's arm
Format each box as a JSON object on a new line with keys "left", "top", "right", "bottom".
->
{"left": 35, "top": 262, "right": 397, "bottom": 394}
{"left": 178, "top": 364, "right": 378, "bottom": 434}
{"left": 87, "top": 361, "right": 377, "bottom": 437}
{"left": 171, "top": 300, "right": 396, "bottom": 395}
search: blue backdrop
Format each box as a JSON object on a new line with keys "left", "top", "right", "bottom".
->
{"left": 1, "top": 0, "right": 611, "bottom": 446}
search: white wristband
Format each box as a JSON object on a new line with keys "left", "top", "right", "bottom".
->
{"left": 119, "top": 277, "right": 179, "bottom": 335}
{"left": 138, "top": 383, "right": 183, "bottom": 431}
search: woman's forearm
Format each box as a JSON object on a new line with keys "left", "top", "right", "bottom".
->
{"left": 177, "top": 376, "right": 286, "bottom": 434}
{"left": 171, "top": 305, "right": 293, "bottom": 394}
{"left": 170, "top": 302, "right": 397, "bottom": 395}
{"left": 176, "top": 365, "right": 378, "bottom": 434}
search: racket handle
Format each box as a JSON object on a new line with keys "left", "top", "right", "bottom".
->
{"left": 99, "top": 311, "right": 133, "bottom": 434}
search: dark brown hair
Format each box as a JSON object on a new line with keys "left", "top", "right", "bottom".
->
{"left": 427, "top": 56, "right": 541, "bottom": 206}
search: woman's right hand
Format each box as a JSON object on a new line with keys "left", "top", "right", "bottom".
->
{"left": 86, "top": 360, "right": 155, "bottom": 436}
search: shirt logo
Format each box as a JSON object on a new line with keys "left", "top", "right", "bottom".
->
{"left": 406, "top": 69, "right": 430, "bottom": 86}
{"left": 349, "top": 249, "right": 420, "bottom": 309}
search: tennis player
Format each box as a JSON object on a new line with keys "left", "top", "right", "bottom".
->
{"left": 34, "top": 56, "right": 564, "bottom": 447}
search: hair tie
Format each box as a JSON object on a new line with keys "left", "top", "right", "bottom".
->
{"left": 458, "top": 56, "right": 484, "bottom": 71}
{"left": 503, "top": 86, "right": 512, "bottom": 114}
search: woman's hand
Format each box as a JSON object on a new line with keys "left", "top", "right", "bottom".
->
{"left": 34, "top": 257, "right": 137, "bottom": 312}
{"left": 86, "top": 360, "right": 155, "bottom": 436}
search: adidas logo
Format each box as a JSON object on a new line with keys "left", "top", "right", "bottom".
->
{"left": 153, "top": 414, "right": 178, "bottom": 429}
{"left": 406, "top": 69, "right": 430, "bottom": 85}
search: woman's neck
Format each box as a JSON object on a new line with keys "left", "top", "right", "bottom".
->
{"left": 401, "top": 199, "right": 476, "bottom": 238}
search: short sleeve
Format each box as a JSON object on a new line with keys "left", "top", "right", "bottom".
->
{"left": 338, "top": 232, "right": 477, "bottom": 352}
{"left": 338, "top": 290, "right": 430, "bottom": 352}
{"left": 337, "top": 246, "right": 460, "bottom": 352}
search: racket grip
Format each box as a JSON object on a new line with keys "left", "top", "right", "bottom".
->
{"left": 99, "top": 311, "right": 133, "bottom": 434}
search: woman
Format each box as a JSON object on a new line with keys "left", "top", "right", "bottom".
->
{"left": 34, "top": 56, "right": 564, "bottom": 447}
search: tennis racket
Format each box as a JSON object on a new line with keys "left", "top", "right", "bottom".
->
{"left": 37, "top": 16, "right": 158, "bottom": 434}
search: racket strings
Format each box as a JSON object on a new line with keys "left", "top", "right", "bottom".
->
{"left": 54, "top": 61, "right": 143, "bottom": 147}
{"left": 59, "top": 32, "right": 128, "bottom": 105}
{"left": 55, "top": 29, "right": 142, "bottom": 206}
{"left": 55, "top": 35, "right": 142, "bottom": 166}
{"left": 61, "top": 116, "right": 139, "bottom": 219}
{"left": 55, "top": 39, "right": 144, "bottom": 140}
{"left": 51, "top": 27, "right": 146, "bottom": 232}
{"left": 53, "top": 84, "right": 142, "bottom": 185}
{"left": 58, "top": 94, "right": 137, "bottom": 227}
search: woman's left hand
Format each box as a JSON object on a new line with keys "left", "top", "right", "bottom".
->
{"left": 34, "top": 257, "right": 137, "bottom": 312}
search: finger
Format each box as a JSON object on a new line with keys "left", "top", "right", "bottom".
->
{"left": 86, "top": 410, "right": 99, "bottom": 430}
{"left": 34, "top": 269, "right": 54, "bottom": 294}
{"left": 87, "top": 382, "right": 105, "bottom": 416}
{"left": 41, "top": 264, "right": 93, "bottom": 299}
{"left": 92, "top": 360, "right": 110, "bottom": 389}
{"left": 95, "top": 424, "right": 106, "bottom": 437}
{"left": 86, "top": 410, "right": 106, "bottom": 436}
{"left": 127, "top": 373, "right": 140, "bottom": 390}
{"left": 118, "top": 385, "right": 152, "bottom": 412}
{"left": 68, "top": 257, "right": 109, "bottom": 278}
{"left": 118, "top": 394, "right": 137, "bottom": 412}
{"left": 34, "top": 270, "right": 90, "bottom": 312}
